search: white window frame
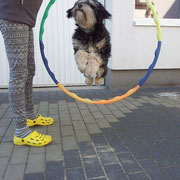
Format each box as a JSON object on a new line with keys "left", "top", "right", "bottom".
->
{"left": 134, "top": 18, "right": 180, "bottom": 27}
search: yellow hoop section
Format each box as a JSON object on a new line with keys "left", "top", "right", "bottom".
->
{"left": 57, "top": 83, "right": 140, "bottom": 104}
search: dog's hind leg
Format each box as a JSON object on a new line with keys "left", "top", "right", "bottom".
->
{"left": 95, "top": 64, "right": 108, "bottom": 86}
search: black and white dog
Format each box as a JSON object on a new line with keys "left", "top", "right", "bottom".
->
{"left": 67, "top": 0, "right": 111, "bottom": 86}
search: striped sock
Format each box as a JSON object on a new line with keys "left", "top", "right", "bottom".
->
{"left": 26, "top": 112, "right": 38, "bottom": 120}
{"left": 15, "top": 126, "right": 32, "bottom": 139}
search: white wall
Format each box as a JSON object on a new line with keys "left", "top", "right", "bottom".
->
{"left": 110, "top": 0, "right": 180, "bottom": 70}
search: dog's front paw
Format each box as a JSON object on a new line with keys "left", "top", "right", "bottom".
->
{"left": 75, "top": 50, "right": 88, "bottom": 73}
{"left": 95, "top": 77, "right": 104, "bottom": 86}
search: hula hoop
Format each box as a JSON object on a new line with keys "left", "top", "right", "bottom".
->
{"left": 39, "top": 0, "right": 162, "bottom": 104}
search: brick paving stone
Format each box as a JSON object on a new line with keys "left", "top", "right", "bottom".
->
{"left": 0, "top": 109, "right": 6, "bottom": 118}
{"left": 97, "top": 105, "right": 112, "bottom": 115}
{"left": 80, "top": 109, "right": 92, "bottom": 117}
{"left": 64, "top": 150, "right": 82, "bottom": 169}
{"left": 96, "top": 119, "right": 111, "bottom": 128}
{"left": 38, "top": 111, "right": 48, "bottom": 116}
{"left": 59, "top": 111, "right": 70, "bottom": 118}
{"left": 79, "top": 142, "right": 96, "bottom": 158}
{"left": 161, "top": 102, "right": 174, "bottom": 108}
{"left": 46, "top": 161, "right": 64, "bottom": 180}
{"left": 0, "top": 156, "right": 9, "bottom": 179}
{"left": 118, "top": 106, "right": 132, "bottom": 114}
{"left": 49, "top": 103, "right": 58, "bottom": 109}
{"left": 60, "top": 117, "right": 72, "bottom": 126}
{"left": 58, "top": 105, "right": 68, "bottom": 111}
{"left": 104, "top": 164, "right": 127, "bottom": 180}
{"left": 128, "top": 172, "right": 149, "bottom": 180}
{"left": 34, "top": 126, "right": 46, "bottom": 134}
{"left": 83, "top": 116, "right": 96, "bottom": 124}
{"left": 3, "top": 164, "right": 25, "bottom": 180}
{"left": 62, "top": 136, "right": 77, "bottom": 151}
{"left": 159, "top": 140, "right": 180, "bottom": 160}
{"left": 122, "top": 100, "right": 138, "bottom": 110}
{"left": 24, "top": 173, "right": 44, "bottom": 180}
{"left": 117, "top": 153, "right": 142, "bottom": 174}
{"left": 75, "top": 129, "right": 90, "bottom": 143}
{"left": 0, "top": 103, "right": 10, "bottom": 109}
{"left": 9, "top": 146, "right": 29, "bottom": 165}
{"left": 61, "top": 125, "right": 74, "bottom": 137}
{"left": 130, "top": 100, "right": 143, "bottom": 107}
{"left": 29, "top": 147, "right": 45, "bottom": 155}
{"left": 114, "top": 102, "right": 125, "bottom": 107}
{"left": 83, "top": 157, "right": 104, "bottom": 178}
{"left": 49, "top": 108, "right": 59, "bottom": 115}
{"left": 0, "top": 117, "right": 12, "bottom": 127}
{"left": 101, "top": 128, "right": 119, "bottom": 140}
{"left": 3, "top": 111, "right": 12, "bottom": 118}
{"left": 91, "top": 134, "right": 108, "bottom": 147}
{"left": 47, "top": 122, "right": 60, "bottom": 133}
{"left": 86, "top": 124, "right": 102, "bottom": 134}
{"left": 1, "top": 132, "right": 13, "bottom": 143}
{"left": 25, "top": 153, "right": 45, "bottom": 174}
{"left": 46, "top": 144, "right": 63, "bottom": 162}
{"left": 67, "top": 102, "right": 77, "bottom": 108}
{"left": 104, "top": 114, "right": 119, "bottom": 123}
{"left": 108, "top": 138, "right": 129, "bottom": 153}
{"left": 123, "top": 139, "right": 152, "bottom": 160}
{"left": 166, "top": 167, "right": 180, "bottom": 180}
{"left": 92, "top": 112, "right": 104, "bottom": 119}
{"left": 141, "top": 96, "right": 160, "bottom": 105}
{"left": 50, "top": 130, "right": 62, "bottom": 144}
{"left": 148, "top": 146, "right": 176, "bottom": 167}
{"left": 71, "top": 113, "right": 83, "bottom": 121}
{"left": 73, "top": 121, "right": 86, "bottom": 130}
{"left": 0, "top": 143, "right": 13, "bottom": 157}
{"left": 139, "top": 159, "right": 171, "bottom": 180}
{"left": 136, "top": 98, "right": 148, "bottom": 104}
{"left": 98, "top": 151, "right": 117, "bottom": 165}
{"left": 69, "top": 107, "right": 80, "bottom": 114}
{"left": 106, "top": 104, "right": 119, "bottom": 111}
{"left": 0, "top": 126, "right": 7, "bottom": 136}
{"left": 112, "top": 110, "right": 126, "bottom": 118}
{"left": 88, "top": 106, "right": 99, "bottom": 113}
{"left": 66, "top": 167, "right": 85, "bottom": 180}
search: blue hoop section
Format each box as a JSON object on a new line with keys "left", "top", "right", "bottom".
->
{"left": 139, "top": 41, "right": 162, "bottom": 86}
{"left": 40, "top": 41, "right": 58, "bottom": 84}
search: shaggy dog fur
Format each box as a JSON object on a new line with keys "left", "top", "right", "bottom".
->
{"left": 67, "top": 0, "right": 111, "bottom": 86}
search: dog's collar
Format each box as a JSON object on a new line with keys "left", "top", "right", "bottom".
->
{"left": 77, "top": 25, "right": 94, "bottom": 34}
{"left": 84, "top": 29, "right": 93, "bottom": 33}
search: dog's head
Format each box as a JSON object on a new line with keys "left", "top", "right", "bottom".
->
{"left": 67, "top": 0, "right": 111, "bottom": 31}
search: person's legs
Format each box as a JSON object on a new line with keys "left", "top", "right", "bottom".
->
{"left": 24, "top": 27, "right": 37, "bottom": 120}
{"left": 24, "top": 28, "right": 54, "bottom": 127}
{"left": 0, "top": 20, "right": 32, "bottom": 138}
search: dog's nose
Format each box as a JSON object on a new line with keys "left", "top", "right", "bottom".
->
{"left": 78, "top": 4, "right": 83, "bottom": 9}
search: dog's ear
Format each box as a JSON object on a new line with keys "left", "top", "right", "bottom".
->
{"left": 98, "top": 3, "right": 111, "bottom": 20}
{"left": 67, "top": 8, "right": 73, "bottom": 18}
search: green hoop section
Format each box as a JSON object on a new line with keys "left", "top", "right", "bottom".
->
{"left": 39, "top": 0, "right": 162, "bottom": 104}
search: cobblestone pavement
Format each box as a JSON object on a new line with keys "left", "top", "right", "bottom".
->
{"left": 0, "top": 87, "right": 180, "bottom": 180}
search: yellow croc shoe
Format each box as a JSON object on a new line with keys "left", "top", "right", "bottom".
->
{"left": 27, "top": 114, "right": 54, "bottom": 127}
{"left": 13, "top": 130, "right": 52, "bottom": 147}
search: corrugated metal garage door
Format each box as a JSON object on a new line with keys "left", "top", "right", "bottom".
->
{"left": 0, "top": 0, "right": 105, "bottom": 88}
